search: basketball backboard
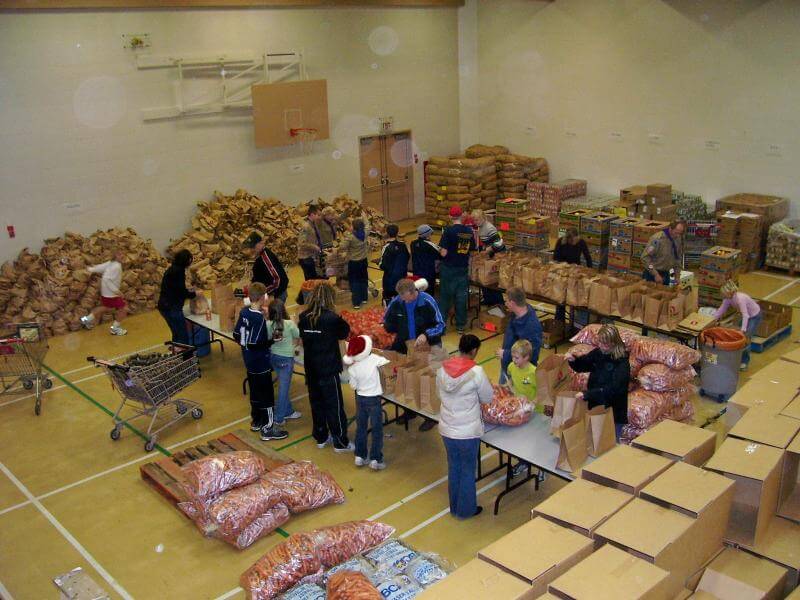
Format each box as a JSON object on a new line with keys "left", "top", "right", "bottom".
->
{"left": 252, "top": 79, "right": 329, "bottom": 148}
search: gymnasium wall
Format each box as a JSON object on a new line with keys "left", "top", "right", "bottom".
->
{"left": 0, "top": 7, "right": 460, "bottom": 261}
{"left": 473, "top": 0, "right": 799, "bottom": 212}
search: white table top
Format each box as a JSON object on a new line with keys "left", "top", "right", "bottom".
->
{"left": 381, "top": 392, "right": 440, "bottom": 422}
{"left": 184, "top": 308, "right": 234, "bottom": 340}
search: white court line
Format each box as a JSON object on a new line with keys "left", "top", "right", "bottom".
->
{"left": 0, "top": 371, "right": 107, "bottom": 408}
{"left": 0, "top": 460, "right": 134, "bottom": 600}
{"left": 0, "top": 578, "right": 14, "bottom": 600}
{"left": 753, "top": 270, "right": 796, "bottom": 282}
{"left": 215, "top": 588, "right": 243, "bottom": 600}
{"left": 789, "top": 294, "right": 800, "bottom": 306}
{"left": 764, "top": 279, "right": 800, "bottom": 300}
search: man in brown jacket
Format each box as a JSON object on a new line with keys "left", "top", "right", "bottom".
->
{"left": 641, "top": 220, "right": 685, "bottom": 285}
{"left": 297, "top": 204, "right": 325, "bottom": 281}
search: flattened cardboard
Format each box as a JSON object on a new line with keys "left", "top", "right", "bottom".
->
{"left": 696, "top": 547, "right": 786, "bottom": 600}
{"left": 532, "top": 478, "right": 633, "bottom": 538}
{"left": 778, "top": 434, "right": 800, "bottom": 523}
{"left": 780, "top": 346, "right": 800, "bottom": 365}
{"left": 548, "top": 544, "right": 672, "bottom": 600}
{"left": 749, "top": 360, "right": 800, "bottom": 386}
{"left": 704, "top": 438, "right": 784, "bottom": 547}
{"left": 595, "top": 498, "right": 722, "bottom": 595}
{"left": 581, "top": 445, "right": 673, "bottom": 495}
{"left": 781, "top": 396, "right": 800, "bottom": 420}
{"left": 737, "top": 515, "right": 800, "bottom": 595}
{"left": 728, "top": 408, "right": 800, "bottom": 449}
{"left": 416, "top": 558, "right": 534, "bottom": 600}
{"left": 478, "top": 518, "right": 593, "bottom": 595}
{"left": 725, "top": 378, "right": 800, "bottom": 428}
{"left": 632, "top": 420, "right": 717, "bottom": 466}
{"left": 689, "top": 592, "right": 720, "bottom": 599}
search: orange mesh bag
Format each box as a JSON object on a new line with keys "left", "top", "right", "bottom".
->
{"left": 181, "top": 451, "right": 266, "bottom": 499}
{"left": 327, "top": 571, "right": 381, "bottom": 600}
{"left": 219, "top": 504, "right": 290, "bottom": 550}
{"left": 481, "top": 386, "right": 533, "bottom": 426}
{"left": 241, "top": 533, "right": 321, "bottom": 600}
{"left": 638, "top": 364, "right": 696, "bottom": 392}
{"left": 263, "top": 461, "right": 345, "bottom": 514}
{"left": 630, "top": 337, "right": 700, "bottom": 370}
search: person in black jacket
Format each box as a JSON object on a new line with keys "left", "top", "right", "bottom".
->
{"left": 554, "top": 228, "right": 592, "bottom": 267}
{"left": 411, "top": 224, "right": 440, "bottom": 297}
{"left": 567, "top": 324, "right": 630, "bottom": 440}
{"left": 157, "top": 249, "right": 197, "bottom": 345}
{"left": 298, "top": 282, "right": 353, "bottom": 452}
{"left": 378, "top": 224, "right": 410, "bottom": 305}
{"left": 244, "top": 232, "right": 289, "bottom": 302}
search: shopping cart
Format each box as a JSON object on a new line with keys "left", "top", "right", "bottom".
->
{"left": 88, "top": 342, "right": 203, "bottom": 452}
{"left": 0, "top": 322, "right": 52, "bottom": 415}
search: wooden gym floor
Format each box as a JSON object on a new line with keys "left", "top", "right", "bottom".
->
{"left": 1, "top": 218, "right": 799, "bottom": 599}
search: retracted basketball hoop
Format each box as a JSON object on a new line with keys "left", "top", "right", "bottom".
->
{"left": 289, "top": 127, "right": 318, "bottom": 154}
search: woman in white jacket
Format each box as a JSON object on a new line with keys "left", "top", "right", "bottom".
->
{"left": 437, "top": 334, "right": 494, "bottom": 518}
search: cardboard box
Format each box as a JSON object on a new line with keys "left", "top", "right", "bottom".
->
{"left": 541, "top": 318, "right": 565, "bottom": 349}
{"left": 581, "top": 445, "right": 673, "bottom": 495}
{"left": 715, "top": 194, "right": 789, "bottom": 225}
{"left": 478, "top": 518, "right": 594, "bottom": 596}
{"left": 780, "top": 346, "right": 800, "bottom": 365}
{"left": 608, "top": 251, "right": 633, "bottom": 269}
{"left": 704, "top": 437, "right": 784, "bottom": 547}
{"left": 647, "top": 183, "right": 673, "bottom": 199}
{"left": 416, "top": 558, "right": 535, "bottom": 600}
{"left": 736, "top": 516, "right": 800, "bottom": 596}
{"left": 632, "top": 420, "right": 717, "bottom": 467}
{"left": 782, "top": 396, "right": 800, "bottom": 420}
{"left": 756, "top": 301, "right": 792, "bottom": 338}
{"left": 548, "top": 544, "right": 673, "bottom": 600}
{"left": 696, "top": 547, "right": 787, "bottom": 600}
{"left": 701, "top": 246, "right": 741, "bottom": 272}
{"left": 610, "top": 217, "right": 641, "bottom": 239}
{"left": 728, "top": 407, "right": 800, "bottom": 449}
{"left": 725, "top": 377, "right": 800, "bottom": 428}
{"left": 685, "top": 548, "right": 726, "bottom": 592}
{"left": 610, "top": 236, "right": 633, "bottom": 254}
{"left": 532, "top": 478, "right": 633, "bottom": 539}
{"left": 479, "top": 305, "right": 511, "bottom": 334}
{"left": 778, "top": 433, "right": 800, "bottom": 524}
{"left": 595, "top": 498, "right": 721, "bottom": 596}
{"left": 634, "top": 221, "right": 670, "bottom": 244}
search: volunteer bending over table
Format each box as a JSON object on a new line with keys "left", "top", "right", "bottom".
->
{"left": 567, "top": 324, "right": 630, "bottom": 441}
{"left": 641, "top": 220, "right": 685, "bottom": 285}
{"left": 713, "top": 280, "right": 762, "bottom": 370}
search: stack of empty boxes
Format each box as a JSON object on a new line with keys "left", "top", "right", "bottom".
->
{"left": 608, "top": 217, "right": 641, "bottom": 275}
{"left": 580, "top": 212, "right": 617, "bottom": 270}
{"left": 717, "top": 212, "right": 764, "bottom": 272}
{"left": 632, "top": 220, "right": 670, "bottom": 275}
{"left": 494, "top": 198, "right": 530, "bottom": 247}
{"left": 528, "top": 179, "right": 587, "bottom": 224}
{"left": 620, "top": 184, "right": 677, "bottom": 221}
{"left": 699, "top": 246, "right": 741, "bottom": 306}
{"left": 515, "top": 214, "right": 551, "bottom": 251}
{"left": 685, "top": 220, "right": 719, "bottom": 270}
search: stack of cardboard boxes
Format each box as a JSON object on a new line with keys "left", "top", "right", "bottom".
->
{"left": 632, "top": 220, "right": 669, "bottom": 275}
{"left": 698, "top": 246, "right": 741, "bottom": 307}
{"left": 620, "top": 184, "right": 677, "bottom": 221}
{"left": 528, "top": 179, "right": 588, "bottom": 223}
{"left": 717, "top": 212, "right": 764, "bottom": 272}
{"left": 716, "top": 194, "right": 789, "bottom": 271}
{"left": 495, "top": 198, "right": 531, "bottom": 247}
{"left": 514, "top": 214, "right": 551, "bottom": 251}
{"left": 608, "top": 217, "right": 641, "bottom": 275}
{"left": 558, "top": 208, "right": 592, "bottom": 238}
{"left": 579, "top": 212, "right": 617, "bottom": 270}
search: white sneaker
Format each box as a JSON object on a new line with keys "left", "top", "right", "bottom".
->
{"left": 369, "top": 460, "right": 386, "bottom": 470}
{"left": 317, "top": 435, "right": 332, "bottom": 449}
{"left": 110, "top": 325, "right": 127, "bottom": 336}
{"left": 740, "top": 363, "right": 747, "bottom": 371}
{"left": 333, "top": 442, "right": 355, "bottom": 453}
{"left": 354, "top": 456, "right": 367, "bottom": 467}
{"left": 80, "top": 315, "right": 95, "bottom": 329}
{"left": 285, "top": 411, "right": 302, "bottom": 420}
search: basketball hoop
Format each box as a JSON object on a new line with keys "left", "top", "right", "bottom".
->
{"left": 289, "top": 127, "right": 318, "bottom": 155}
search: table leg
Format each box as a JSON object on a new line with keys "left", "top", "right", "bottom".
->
{"left": 492, "top": 458, "right": 538, "bottom": 515}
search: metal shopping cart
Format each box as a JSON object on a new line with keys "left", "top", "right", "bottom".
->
{"left": 0, "top": 322, "right": 52, "bottom": 415}
{"left": 88, "top": 342, "right": 203, "bottom": 452}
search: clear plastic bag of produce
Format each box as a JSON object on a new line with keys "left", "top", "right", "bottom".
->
{"left": 324, "top": 557, "right": 376, "bottom": 585}
{"left": 205, "top": 479, "right": 286, "bottom": 538}
{"left": 568, "top": 371, "right": 589, "bottom": 392}
{"left": 373, "top": 575, "right": 423, "bottom": 600}
{"left": 630, "top": 338, "right": 701, "bottom": 370}
{"left": 565, "top": 343, "right": 595, "bottom": 359}
{"left": 570, "top": 324, "right": 640, "bottom": 349}
{"left": 481, "top": 386, "right": 533, "bottom": 426}
{"left": 181, "top": 451, "right": 266, "bottom": 499}
{"left": 364, "top": 539, "right": 419, "bottom": 576}
{"left": 219, "top": 503, "right": 290, "bottom": 550}
{"left": 627, "top": 388, "right": 673, "bottom": 429}
{"left": 279, "top": 583, "right": 326, "bottom": 600}
{"left": 619, "top": 424, "right": 649, "bottom": 445}
{"left": 403, "top": 555, "right": 450, "bottom": 588}
{"left": 638, "top": 364, "right": 696, "bottom": 392}
{"left": 666, "top": 398, "right": 695, "bottom": 422}
{"left": 242, "top": 533, "right": 322, "bottom": 600}
{"left": 312, "top": 521, "right": 396, "bottom": 569}
{"left": 263, "top": 461, "right": 345, "bottom": 514}
{"left": 326, "top": 571, "right": 381, "bottom": 600}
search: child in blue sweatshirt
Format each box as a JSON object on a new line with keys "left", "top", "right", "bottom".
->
{"left": 233, "top": 282, "right": 288, "bottom": 441}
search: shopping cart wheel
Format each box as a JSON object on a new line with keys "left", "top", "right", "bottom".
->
{"left": 192, "top": 408, "right": 204, "bottom": 419}
{"left": 34, "top": 400, "right": 41, "bottom": 416}
{"left": 144, "top": 439, "right": 156, "bottom": 452}
{"left": 110, "top": 427, "right": 121, "bottom": 441}
{"left": 43, "top": 378, "right": 53, "bottom": 390}
{"left": 22, "top": 379, "right": 33, "bottom": 390}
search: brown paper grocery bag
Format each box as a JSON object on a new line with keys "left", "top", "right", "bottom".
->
{"left": 535, "top": 354, "right": 571, "bottom": 408}
{"left": 557, "top": 416, "right": 588, "bottom": 474}
{"left": 418, "top": 369, "right": 441, "bottom": 414}
{"left": 211, "top": 283, "right": 234, "bottom": 311}
{"left": 659, "top": 292, "right": 684, "bottom": 329}
{"left": 219, "top": 298, "right": 244, "bottom": 332}
{"left": 588, "top": 279, "right": 613, "bottom": 315}
{"left": 550, "top": 391, "right": 587, "bottom": 436}
{"left": 643, "top": 293, "right": 664, "bottom": 328}
{"left": 586, "top": 406, "right": 616, "bottom": 457}
{"left": 379, "top": 362, "right": 397, "bottom": 396}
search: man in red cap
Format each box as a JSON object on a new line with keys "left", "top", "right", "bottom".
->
{"left": 438, "top": 205, "right": 476, "bottom": 334}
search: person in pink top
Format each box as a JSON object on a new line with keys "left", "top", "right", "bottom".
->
{"left": 713, "top": 281, "right": 761, "bottom": 370}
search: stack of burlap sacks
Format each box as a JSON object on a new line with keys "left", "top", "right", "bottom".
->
{"left": 0, "top": 228, "right": 167, "bottom": 337}
{"left": 467, "top": 144, "right": 549, "bottom": 200}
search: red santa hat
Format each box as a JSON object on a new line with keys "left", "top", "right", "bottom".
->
{"left": 407, "top": 275, "right": 429, "bottom": 292}
{"left": 343, "top": 335, "right": 372, "bottom": 365}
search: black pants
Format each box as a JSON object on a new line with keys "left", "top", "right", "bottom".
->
{"left": 299, "top": 257, "right": 322, "bottom": 281}
{"left": 348, "top": 259, "right": 369, "bottom": 306}
{"left": 247, "top": 371, "right": 275, "bottom": 429}
{"left": 307, "top": 373, "right": 350, "bottom": 448}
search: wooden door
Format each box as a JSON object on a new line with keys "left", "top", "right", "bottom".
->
{"left": 384, "top": 131, "right": 413, "bottom": 222}
{"left": 359, "top": 135, "right": 384, "bottom": 213}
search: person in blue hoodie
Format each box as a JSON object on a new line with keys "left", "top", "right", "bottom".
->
{"left": 233, "top": 282, "right": 288, "bottom": 442}
{"left": 496, "top": 286, "right": 543, "bottom": 384}
{"left": 378, "top": 224, "right": 410, "bottom": 306}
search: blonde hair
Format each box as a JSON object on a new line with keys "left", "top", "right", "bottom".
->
{"left": 306, "top": 282, "right": 336, "bottom": 326}
{"left": 471, "top": 209, "right": 484, "bottom": 223}
{"left": 511, "top": 339, "right": 532, "bottom": 360}
{"left": 721, "top": 280, "right": 738, "bottom": 296}
{"left": 248, "top": 282, "right": 267, "bottom": 302}
{"left": 596, "top": 324, "right": 626, "bottom": 360}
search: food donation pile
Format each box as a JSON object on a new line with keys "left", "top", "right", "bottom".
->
{"left": 341, "top": 307, "right": 396, "bottom": 350}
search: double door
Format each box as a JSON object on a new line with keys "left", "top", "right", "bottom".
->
{"left": 359, "top": 130, "right": 414, "bottom": 222}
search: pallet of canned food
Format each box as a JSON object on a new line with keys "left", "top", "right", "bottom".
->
{"left": 0, "top": 322, "right": 52, "bottom": 415}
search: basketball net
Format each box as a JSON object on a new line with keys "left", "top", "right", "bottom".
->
{"left": 289, "top": 128, "right": 317, "bottom": 155}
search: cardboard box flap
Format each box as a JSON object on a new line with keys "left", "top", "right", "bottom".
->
{"left": 581, "top": 445, "right": 673, "bottom": 492}
{"left": 689, "top": 591, "right": 719, "bottom": 599}
{"left": 416, "top": 558, "right": 531, "bottom": 599}
{"left": 749, "top": 361, "right": 800, "bottom": 387}
{"left": 780, "top": 347, "right": 800, "bottom": 365}
{"left": 728, "top": 407, "right": 800, "bottom": 449}
{"left": 704, "top": 438, "right": 784, "bottom": 482}
{"left": 632, "top": 420, "right": 716, "bottom": 460}
{"left": 728, "top": 378, "right": 800, "bottom": 414}
{"left": 781, "top": 397, "right": 800, "bottom": 421}
{"left": 595, "top": 498, "right": 695, "bottom": 559}
{"left": 696, "top": 548, "right": 787, "bottom": 599}
{"left": 788, "top": 433, "right": 800, "bottom": 455}
{"left": 478, "top": 518, "right": 593, "bottom": 585}
{"left": 549, "top": 544, "right": 670, "bottom": 600}
{"left": 532, "top": 479, "right": 633, "bottom": 534}
{"left": 640, "top": 462, "right": 734, "bottom": 517}
{"left": 740, "top": 516, "right": 800, "bottom": 572}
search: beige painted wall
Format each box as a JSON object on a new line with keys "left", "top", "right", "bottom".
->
{"left": 476, "top": 0, "right": 799, "bottom": 211}
{"left": 0, "top": 7, "right": 460, "bottom": 261}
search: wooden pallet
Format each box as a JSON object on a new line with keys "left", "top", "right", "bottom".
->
{"left": 750, "top": 324, "right": 793, "bottom": 353}
{"left": 140, "top": 430, "right": 292, "bottom": 508}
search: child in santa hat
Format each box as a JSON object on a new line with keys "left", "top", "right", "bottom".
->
{"left": 344, "top": 335, "right": 390, "bottom": 470}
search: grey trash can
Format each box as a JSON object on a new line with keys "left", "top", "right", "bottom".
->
{"left": 699, "top": 327, "right": 747, "bottom": 402}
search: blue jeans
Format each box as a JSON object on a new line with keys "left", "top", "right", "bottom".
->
{"left": 742, "top": 312, "right": 763, "bottom": 366}
{"left": 270, "top": 354, "right": 295, "bottom": 422}
{"left": 615, "top": 422, "right": 624, "bottom": 442}
{"left": 355, "top": 394, "right": 383, "bottom": 462}
{"left": 160, "top": 308, "right": 189, "bottom": 345}
{"left": 442, "top": 436, "right": 480, "bottom": 518}
{"left": 439, "top": 264, "right": 469, "bottom": 330}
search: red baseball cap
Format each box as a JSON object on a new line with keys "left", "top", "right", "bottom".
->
{"left": 449, "top": 205, "right": 463, "bottom": 218}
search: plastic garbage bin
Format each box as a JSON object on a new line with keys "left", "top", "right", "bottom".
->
{"left": 699, "top": 327, "right": 747, "bottom": 402}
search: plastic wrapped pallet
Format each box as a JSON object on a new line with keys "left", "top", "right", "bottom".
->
{"left": 766, "top": 220, "right": 800, "bottom": 272}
